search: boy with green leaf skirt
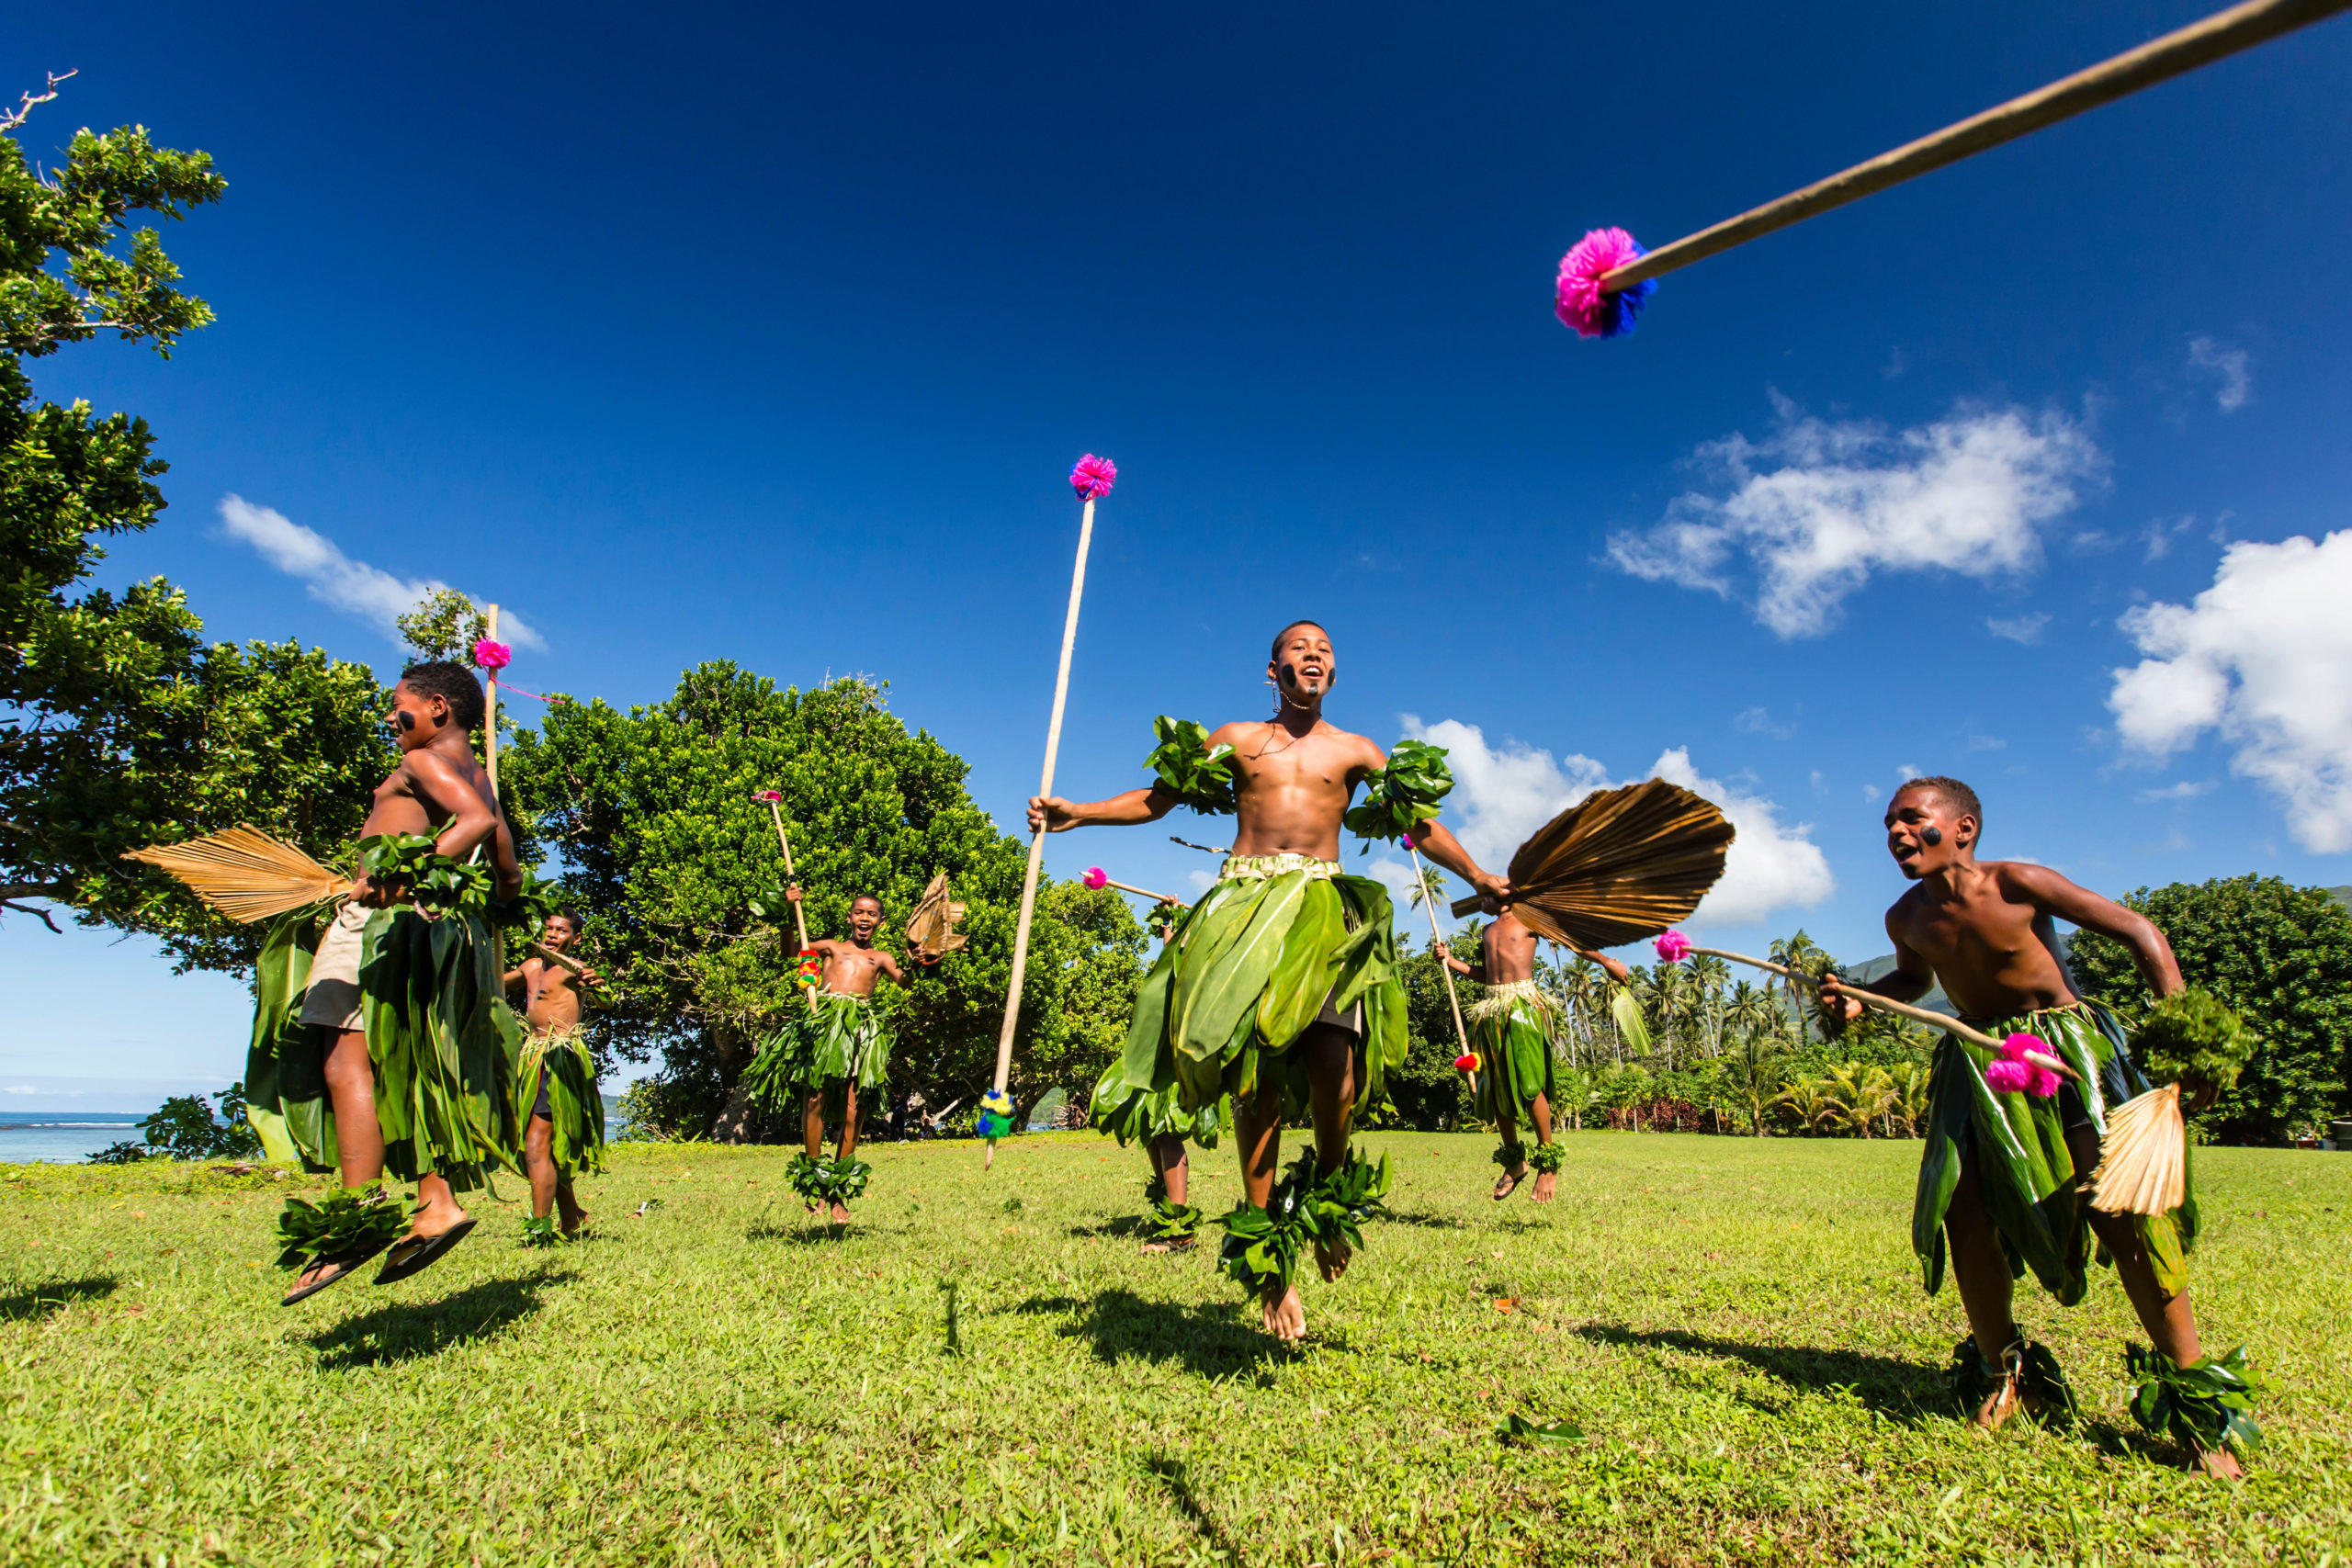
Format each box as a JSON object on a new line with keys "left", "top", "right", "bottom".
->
{"left": 1823, "top": 776, "right": 2258, "bottom": 1477}
{"left": 1031, "top": 621, "right": 1508, "bottom": 1340}
{"left": 503, "top": 912, "right": 605, "bottom": 1245}
{"left": 1438, "top": 905, "right": 1628, "bottom": 1202}
{"left": 1091, "top": 900, "right": 1229, "bottom": 1253}
{"left": 245, "top": 660, "right": 529, "bottom": 1304}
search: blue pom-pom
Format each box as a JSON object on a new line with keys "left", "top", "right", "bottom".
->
{"left": 1597, "top": 276, "right": 1655, "bottom": 339}
{"left": 977, "top": 1110, "right": 1013, "bottom": 1141}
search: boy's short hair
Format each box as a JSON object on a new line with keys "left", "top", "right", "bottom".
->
{"left": 851, "top": 892, "right": 884, "bottom": 911}
{"left": 548, "top": 911, "right": 583, "bottom": 933}
{"left": 398, "top": 660, "right": 486, "bottom": 732}
{"left": 1270, "top": 620, "right": 1328, "bottom": 660}
{"left": 1900, "top": 775, "right": 1983, "bottom": 830}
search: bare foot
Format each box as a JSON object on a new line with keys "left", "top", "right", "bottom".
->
{"left": 560, "top": 1205, "right": 591, "bottom": 1237}
{"left": 828, "top": 1201, "right": 852, "bottom": 1226}
{"left": 1261, "top": 1284, "right": 1306, "bottom": 1340}
{"left": 1973, "top": 1376, "right": 2022, "bottom": 1432}
{"left": 1138, "top": 1237, "right": 1193, "bottom": 1256}
{"left": 1492, "top": 1165, "right": 1529, "bottom": 1201}
{"left": 2191, "top": 1447, "right": 2245, "bottom": 1481}
{"left": 1313, "top": 1234, "right": 1351, "bottom": 1284}
{"left": 1531, "top": 1170, "right": 1557, "bottom": 1204}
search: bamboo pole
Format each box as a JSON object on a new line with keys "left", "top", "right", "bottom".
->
{"left": 482, "top": 604, "right": 501, "bottom": 798}
{"left": 987, "top": 491, "right": 1100, "bottom": 1167}
{"left": 761, "top": 795, "right": 818, "bottom": 1008}
{"left": 1409, "top": 843, "right": 1479, "bottom": 1098}
{"left": 1600, "top": 0, "right": 2352, "bottom": 295}
{"left": 1685, "top": 944, "right": 2080, "bottom": 1082}
{"left": 1098, "top": 875, "right": 1183, "bottom": 908}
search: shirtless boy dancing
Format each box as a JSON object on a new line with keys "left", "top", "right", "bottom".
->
{"left": 272, "top": 660, "right": 524, "bottom": 1302}
{"left": 1438, "top": 907, "right": 1628, "bottom": 1202}
{"left": 1033, "top": 621, "right": 1507, "bottom": 1338}
{"left": 1824, "top": 776, "right": 2251, "bottom": 1476}
{"left": 503, "top": 914, "right": 605, "bottom": 1242}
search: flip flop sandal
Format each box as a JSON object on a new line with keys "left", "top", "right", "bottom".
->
{"left": 278, "top": 1235, "right": 394, "bottom": 1306}
{"left": 373, "top": 1218, "right": 478, "bottom": 1285}
{"left": 1492, "top": 1168, "right": 1529, "bottom": 1202}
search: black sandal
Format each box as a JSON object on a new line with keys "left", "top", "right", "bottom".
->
{"left": 279, "top": 1236, "right": 392, "bottom": 1306}
{"left": 373, "top": 1218, "right": 478, "bottom": 1285}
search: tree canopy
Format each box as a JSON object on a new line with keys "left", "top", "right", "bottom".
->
{"left": 502, "top": 665, "right": 1144, "bottom": 1136}
{"left": 2070, "top": 874, "right": 2352, "bottom": 1144}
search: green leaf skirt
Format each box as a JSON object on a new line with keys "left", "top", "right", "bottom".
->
{"left": 518, "top": 1029, "right": 606, "bottom": 1178}
{"left": 1088, "top": 1055, "right": 1225, "bottom": 1148}
{"left": 1111, "top": 857, "right": 1406, "bottom": 1124}
{"left": 1465, "top": 982, "right": 1558, "bottom": 1128}
{"left": 1914, "top": 999, "right": 2198, "bottom": 1304}
{"left": 745, "top": 991, "right": 893, "bottom": 1122}
{"left": 243, "top": 906, "right": 524, "bottom": 1194}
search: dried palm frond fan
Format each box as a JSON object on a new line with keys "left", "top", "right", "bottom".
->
{"left": 2087, "top": 988, "right": 2258, "bottom": 1217}
{"left": 904, "top": 872, "right": 968, "bottom": 964}
{"left": 121, "top": 824, "right": 350, "bottom": 924}
{"left": 1449, "top": 778, "right": 1736, "bottom": 949}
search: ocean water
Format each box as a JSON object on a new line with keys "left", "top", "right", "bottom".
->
{"left": 0, "top": 1115, "right": 148, "bottom": 1165}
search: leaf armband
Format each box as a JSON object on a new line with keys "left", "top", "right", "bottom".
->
{"left": 520, "top": 1214, "right": 560, "bottom": 1249}
{"left": 274, "top": 1184, "right": 405, "bottom": 1272}
{"left": 786, "top": 1153, "right": 874, "bottom": 1206}
{"left": 1526, "top": 1142, "right": 1565, "bottom": 1175}
{"left": 1492, "top": 1142, "right": 1527, "bottom": 1171}
{"left": 1342, "top": 739, "right": 1453, "bottom": 846}
{"left": 2128, "top": 1343, "right": 2263, "bottom": 1460}
{"left": 1944, "top": 1337, "right": 2076, "bottom": 1429}
{"left": 1217, "top": 1145, "right": 1393, "bottom": 1294}
{"left": 1144, "top": 716, "right": 1238, "bottom": 816}
{"left": 1144, "top": 1196, "right": 1204, "bottom": 1245}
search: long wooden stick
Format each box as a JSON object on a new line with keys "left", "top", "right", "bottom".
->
{"left": 1600, "top": 0, "right": 2352, "bottom": 295}
{"left": 483, "top": 604, "right": 501, "bottom": 798}
{"left": 1687, "top": 944, "right": 2080, "bottom": 1081}
{"left": 988, "top": 491, "right": 1100, "bottom": 1167}
{"left": 1099, "top": 875, "right": 1183, "bottom": 908}
{"left": 762, "top": 796, "right": 817, "bottom": 1009}
{"left": 1408, "top": 843, "right": 1478, "bottom": 1097}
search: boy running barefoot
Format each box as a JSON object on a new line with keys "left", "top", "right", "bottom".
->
{"left": 1032, "top": 621, "right": 1508, "bottom": 1340}
{"left": 273, "top": 660, "right": 524, "bottom": 1303}
{"left": 1824, "top": 776, "right": 2248, "bottom": 1477}
{"left": 751, "top": 889, "right": 930, "bottom": 1226}
{"left": 1437, "top": 906, "right": 1628, "bottom": 1202}
{"left": 503, "top": 913, "right": 605, "bottom": 1242}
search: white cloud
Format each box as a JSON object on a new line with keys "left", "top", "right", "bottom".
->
{"left": 2137, "top": 780, "right": 2213, "bottom": 803}
{"left": 2109, "top": 530, "right": 2352, "bottom": 852}
{"left": 1965, "top": 735, "right": 2007, "bottom": 752}
{"left": 1733, "top": 705, "right": 1797, "bottom": 740}
{"left": 2143, "top": 514, "right": 2196, "bottom": 562}
{"left": 1861, "top": 783, "right": 1883, "bottom": 803}
{"left": 2186, "top": 335, "right": 2251, "bottom": 413}
{"left": 1185, "top": 868, "right": 1216, "bottom": 897}
{"left": 1894, "top": 763, "right": 1919, "bottom": 782}
{"left": 1607, "top": 396, "right": 2107, "bottom": 638}
{"left": 217, "top": 495, "right": 546, "bottom": 650}
{"left": 1399, "top": 718, "right": 1833, "bottom": 929}
{"left": 1986, "top": 612, "right": 2051, "bottom": 645}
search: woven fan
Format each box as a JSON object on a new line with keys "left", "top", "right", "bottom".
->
{"left": 121, "top": 824, "right": 350, "bottom": 925}
{"left": 904, "top": 872, "right": 967, "bottom": 964}
{"left": 1447, "top": 779, "right": 1736, "bottom": 949}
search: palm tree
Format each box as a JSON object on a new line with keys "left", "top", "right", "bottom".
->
{"left": 1689, "top": 953, "right": 1731, "bottom": 1057}
{"left": 1770, "top": 930, "right": 1837, "bottom": 1042}
{"left": 1883, "top": 1061, "right": 1931, "bottom": 1138}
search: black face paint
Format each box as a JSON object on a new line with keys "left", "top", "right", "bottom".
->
{"left": 396, "top": 711, "right": 417, "bottom": 732}
{"left": 1921, "top": 827, "right": 1943, "bottom": 847}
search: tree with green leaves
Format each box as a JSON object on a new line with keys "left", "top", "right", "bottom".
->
{"left": 501, "top": 665, "right": 1145, "bottom": 1138}
{"left": 0, "top": 82, "right": 400, "bottom": 968}
{"left": 2069, "top": 874, "right": 2352, "bottom": 1144}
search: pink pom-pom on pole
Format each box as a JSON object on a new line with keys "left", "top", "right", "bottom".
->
{"left": 1555, "top": 228, "right": 1655, "bottom": 339}
{"left": 1654, "top": 930, "right": 1693, "bottom": 964}
{"left": 1082, "top": 866, "right": 1109, "bottom": 890}
{"left": 752, "top": 789, "right": 783, "bottom": 804}
{"left": 1990, "top": 1032, "right": 2062, "bottom": 1098}
{"left": 471, "top": 637, "right": 513, "bottom": 671}
{"left": 1069, "top": 454, "right": 1117, "bottom": 501}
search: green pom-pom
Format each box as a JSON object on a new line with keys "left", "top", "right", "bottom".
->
{"left": 274, "top": 1184, "right": 404, "bottom": 1271}
{"left": 1527, "top": 1142, "right": 1565, "bottom": 1175}
{"left": 2133, "top": 988, "right": 2258, "bottom": 1095}
{"left": 2128, "top": 1343, "right": 2263, "bottom": 1460}
{"left": 1341, "top": 739, "right": 1453, "bottom": 846}
{"left": 1145, "top": 716, "right": 1238, "bottom": 816}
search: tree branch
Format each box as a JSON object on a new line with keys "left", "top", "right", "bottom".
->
{"left": 0, "top": 894, "right": 66, "bottom": 933}
{"left": 1, "top": 70, "right": 74, "bottom": 134}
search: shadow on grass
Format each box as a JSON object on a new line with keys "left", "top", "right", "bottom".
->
{"left": 307, "top": 1268, "right": 579, "bottom": 1369}
{"left": 1016, "top": 1289, "right": 1295, "bottom": 1375}
{"left": 0, "top": 1275, "right": 119, "bottom": 1322}
{"left": 1064, "top": 1214, "right": 1147, "bottom": 1241}
{"left": 1575, "top": 1325, "right": 1945, "bottom": 1424}
{"left": 1377, "top": 1209, "right": 1469, "bottom": 1230}
{"left": 1145, "top": 1453, "right": 1241, "bottom": 1560}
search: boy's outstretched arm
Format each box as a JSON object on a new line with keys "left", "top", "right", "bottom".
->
{"left": 2003, "top": 863, "right": 2184, "bottom": 998}
{"left": 1405, "top": 818, "right": 1508, "bottom": 905}
{"left": 1822, "top": 925, "right": 1935, "bottom": 1023}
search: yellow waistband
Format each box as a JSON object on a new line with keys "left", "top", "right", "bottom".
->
{"left": 1218, "top": 853, "right": 1340, "bottom": 882}
{"left": 1466, "top": 979, "right": 1561, "bottom": 1021}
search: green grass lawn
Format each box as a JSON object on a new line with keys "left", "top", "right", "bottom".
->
{"left": 2, "top": 1131, "right": 2346, "bottom": 1565}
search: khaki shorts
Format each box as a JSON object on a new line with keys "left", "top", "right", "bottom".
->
{"left": 298, "top": 902, "right": 371, "bottom": 1032}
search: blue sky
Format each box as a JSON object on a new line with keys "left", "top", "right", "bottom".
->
{"left": 6, "top": 2, "right": 2349, "bottom": 1108}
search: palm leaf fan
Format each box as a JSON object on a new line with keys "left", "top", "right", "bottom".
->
{"left": 121, "top": 824, "right": 350, "bottom": 924}
{"left": 1448, "top": 779, "right": 1736, "bottom": 950}
{"left": 904, "top": 872, "right": 968, "bottom": 963}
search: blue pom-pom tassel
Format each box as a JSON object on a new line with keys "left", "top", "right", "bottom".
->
{"left": 1598, "top": 275, "right": 1655, "bottom": 339}
{"left": 978, "top": 1089, "right": 1015, "bottom": 1142}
